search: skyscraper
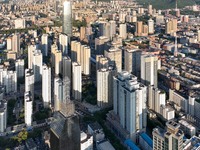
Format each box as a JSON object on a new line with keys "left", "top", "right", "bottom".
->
{"left": 54, "top": 50, "right": 62, "bottom": 75}
{"left": 28, "top": 45, "right": 37, "bottom": 69}
{"left": 148, "top": 4, "right": 152, "bottom": 15}
{"left": 42, "top": 64, "right": 51, "bottom": 108}
{"left": 109, "top": 20, "right": 116, "bottom": 39}
{"left": 24, "top": 91, "right": 33, "bottom": 126}
{"left": 72, "top": 62, "right": 82, "bottom": 100}
{"left": 81, "top": 46, "right": 91, "bottom": 75}
{"left": 153, "top": 120, "right": 184, "bottom": 150}
{"left": 141, "top": 55, "right": 160, "bottom": 88}
{"left": 135, "top": 21, "right": 143, "bottom": 36}
{"left": 63, "top": 1, "right": 72, "bottom": 38}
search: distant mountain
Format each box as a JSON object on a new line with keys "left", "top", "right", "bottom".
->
{"left": 136, "top": 0, "right": 199, "bottom": 10}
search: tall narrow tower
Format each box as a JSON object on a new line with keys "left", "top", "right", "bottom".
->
{"left": 174, "top": 0, "right": 178, "bottom": 56}
{"left": 63, "top": 1, "right": 72, "bottom": 39}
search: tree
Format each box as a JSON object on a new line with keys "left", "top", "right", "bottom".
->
{"left": 13, "top": 129, "right": 28, "bottom": 143}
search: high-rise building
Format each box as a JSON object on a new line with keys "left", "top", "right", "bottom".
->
{"left": 119, "top": 24, "right": 127, "bottom": 39}
{"left": 59, "top": 34, "right": 68, "bottom": 55}
{"left": 25, "top": 69, "right": 34, "bottom": 101}
{"left": 80, "top": 27, "right": 86, "bottom": 41}
{"left": 50, "top": 112, "right": 80, "bottom": 150}
{"left": 28, "top": 45, "right": 37, "bottom": 69}
{"left": 33, "top": 50, "right": 43, "bottom": 82}
{"left": 148, "top": 85, "right": 166, "bottom": 113}
{"left": 135, "top": 21, "right": 143, "bottom": 36}
{"left": 41, "top": 34, "right": 48, "bottom": 56}
{"left": 6, "top": 37, "right": 12, "bottom": 50}
{"left": 51, "top": 44, "right": 58, "bottom": 67}
{"left": 72, "top": 62, "right": 82, "bottom": 100}
{"left": 62, "top": 56, "right": 71, "bottom": 80}
{"left": 165, "top": 19, "right": 177, "bottom": 34}
{"left": 104, "top": 47, "right": 122, "bottom": 72}
{"left": 124, "top": 48, "right": 142, "bottom": 77}
{"left": 99, "top": 21, "right": 111, "bottom": 39}
{"left": 71, "top": 41, "right": 81, "bottom": 63}
{"left": 15, "top": 59, "right": 24, "bottom": 78}
{"left": 0, "top": 70, "right": 17, "bottom": 94}
{"left": 42, "top": 64, "right": 51, "bottom": 108}
{"left": 95, "top": 36, "right": 109, "bottom": 55}
{"left": 109, "top": 20, "right": 116, "bottom": 39}
{"left": 97, "top": 67, "right": 116, "bottom": 108}
{"left": 112, "top": 71, "right": 147, "bottom": 141}
{"left": 55, "top": 50, "right": 62, "bottom": 75}
{"left": 96, "top": 55, "right": 109, "bottom": 71}
{"left": 148, "top": 18, "right": 154, "bottom": 34}
{"left": 24, "top": 91, "right": 33, "bottom": 126}
{"left": 12, "top": 33, "right": 20, "bottom": 55}
{"left": 153, "top": 120, "right": 184, "bottom": 150}
{"left": 81, "top": 46, "right": 91, "bottom": 75}
{"left": 0, "top": 99, "right": 7, "bottom": 132}
{"left": 63, "top": 1, "right": 72, "bottom": 38}
{"left": 148, "top": 5, "right": 152, "bottom": 15}
{"left": 141, "top": 55, "right": 160, "bottom": 88}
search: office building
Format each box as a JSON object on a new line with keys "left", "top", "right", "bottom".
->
{"left": 33, "top": 50, "right": 43, "bottom": 82}
{"left": 54, "top": 77, "right": 63, "bottom": 111}
{"left": 72, "top": 62, "right": 82, "bottom": 100}
{"left": 99, "top": 21, "right": 111, "bottom": 39}
{"left": 42, "top": 64, "right": 51, "bottom": 108}
{"left": 12, "top": 33, "right": 20, "bottom": 55}
{"left": 63, "top": 1, "right": 72, "bottom": 37}
{"left": 80, "top": 131, "right": 93, "bottom": 150}
{"left": 41, "top": 34, "right": 48, "bottom": 56}
{"left": 148, "top": 18, "right": 154, "bottom": 34}
{"left": 153, "top": 120, "right": 184, "bottom": 150}
{"left": 179, "top": 120, "right": 196, "bottom": 137}
{"left": 51, "top": 44, "right": 58, "bottom": 67}
{"left": 124, "top": 47, "right": 142, "bottom": 77}
{"left": 59, "top": 34, "right": 68, "bottom": 55}
{"left": 104, "top": 47, "right": 122, "bottom": 72}
{"left": 141, "top": 55, "right": 160, "bottom": 87}
{"left": 15, "top": 59, "right": 24, "bottom": 78}
{"left": 55, "top": 50, "right": 62, "bottom": 75}
{"left": 25, "top": 69, "right": 34, "bottom": 101}
{"left": 0, "top": 99, "right": 7, "bottom": 132}
{"left": 24, "top": 91, "right": 33, "bottom": 126}
{"left": 50, "top": 111, "right": 80, "bottom": 150}
{"left": 119, "top": 24, "right": 127, "bottom": 39}
{"left": 97, "top": 67, "right": 116, "bottom": 108}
